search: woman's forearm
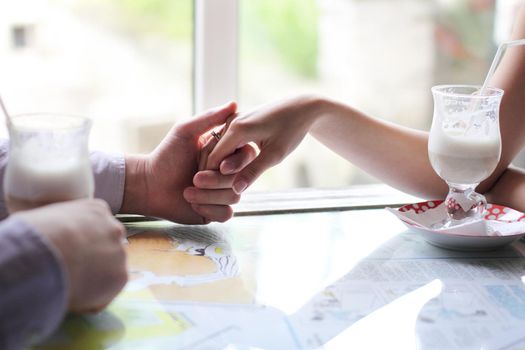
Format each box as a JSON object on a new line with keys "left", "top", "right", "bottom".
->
{"left": 480, "top": 3, "right": 525, "bottom": 194}
{"left": 486, "top": 166, "right": 525, "bottom": 212}
{"left": 309, "top": 98, "right": 447, "bottom": 199}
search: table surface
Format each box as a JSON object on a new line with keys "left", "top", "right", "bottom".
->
{"left": 36, "top": 187, "right": 525, "bottom": 350}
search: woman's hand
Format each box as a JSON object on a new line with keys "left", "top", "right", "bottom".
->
{"left": 203, "top": 95, "right": 323, "bottom": 194}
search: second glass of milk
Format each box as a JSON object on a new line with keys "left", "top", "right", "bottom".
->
{"left": 4, "top": 114, "right": 94, "bottom": 213}
{"left": 428, "top": 85, "right": 504, "bottom": 226}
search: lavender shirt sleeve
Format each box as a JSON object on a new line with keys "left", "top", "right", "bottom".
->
{"left": 0, "top": 217, "right": 68, "bottom": 350}
{"left": 0, "top": 139, "right": 126, "bottom": 349}
{"left": 90, "top": 150, "right": 126, "bottom": 214}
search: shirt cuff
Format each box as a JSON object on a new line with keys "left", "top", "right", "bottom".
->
{"left": 90, "top": 151, "right": 126, "bottom": 214}
{"left": 0, "top": 217, "right": 67, "bottom": 349}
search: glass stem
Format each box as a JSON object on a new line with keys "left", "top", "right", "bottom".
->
{"left": 445, "top": 183, "right": 486, "bottom": 222}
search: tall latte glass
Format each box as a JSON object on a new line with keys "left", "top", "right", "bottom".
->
{"left": 428, "top": 85, "right": 504, "bottom": 227}
{"left": 4, "top": 114, "right": 94, "bottom": 213}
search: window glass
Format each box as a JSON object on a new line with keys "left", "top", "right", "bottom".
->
{"left": 0, "top": 0, "right": 192, "bottom": 153}
{"left": 240, "top": 0, "right": 512, "bottom": 191}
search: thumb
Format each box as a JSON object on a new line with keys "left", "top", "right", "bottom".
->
{"left": 182, "top": 101, "right": 237, "bottom": 136}
{"left": 231, "top": 151, "right": 280, "bottom": 194}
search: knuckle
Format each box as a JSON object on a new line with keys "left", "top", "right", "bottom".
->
{"left": 217, "top": 208, "right": 233, "bottom": 223}
{"left": 230, "top": 119, "right": 249, "bottom": 133}
{"left": 191, "top": 189, "right": 207, "bottom": 203}
{"left": 228, "top": 119, "right": 241, "bottom": 130}
{"left": 112, "top": 222, "right": 126, "bottom": 239}
{"left": 230, "top": 193, "right": 241, "bottom": 204}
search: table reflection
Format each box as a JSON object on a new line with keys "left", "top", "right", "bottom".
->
{"left": 36, "top": 209, "right": 525, "bottom": 350}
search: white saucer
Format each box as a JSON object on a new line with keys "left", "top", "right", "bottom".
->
{"left": 388, "top": 201, "right": 525, "bottom": 251}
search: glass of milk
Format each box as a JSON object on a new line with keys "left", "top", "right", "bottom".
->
{"left": 428, "top": 85, "right": 504, "bottom": 226}
{"left": 4, "top": 114, "right": 94, "bottom": 213}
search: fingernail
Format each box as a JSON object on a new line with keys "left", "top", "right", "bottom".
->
{"left": 233, "top": 181, "right": 248, "bottom": 194}
{"left": 221, "top": 161, "right": 234, "bottom": 174}
{"left": 192, "top": 173, "right": 201, "bottom": 186}
{"left": 184, "top": 188, "right": 195, "bottom": 201}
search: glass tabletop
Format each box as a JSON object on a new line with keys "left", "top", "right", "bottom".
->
{"left": 35, "top": 207, "right": 525, "bottom": 350}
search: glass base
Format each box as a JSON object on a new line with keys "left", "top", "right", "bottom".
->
{"left": 432, "top": 184, "right": 486, "bottom": 229}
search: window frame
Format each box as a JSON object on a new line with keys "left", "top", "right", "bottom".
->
{"left": 193, "top": 0, "right": 239, "bottom": 113}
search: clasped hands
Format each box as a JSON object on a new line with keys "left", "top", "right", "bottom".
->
{"left": 144, "top": 96, "right": 317, "bottom": 224}
{"left": 175, "top": 96, "right": 317, "bottom": 224}
{"left": 182, "top": 102, "right": 257, "bottom": 223}
{"left": 121, "top": 101, "right": 259, "bottom": 225}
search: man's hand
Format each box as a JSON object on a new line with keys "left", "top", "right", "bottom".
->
{"left": 120, "top": 102, "right": 254, "bottom": 224}
{"left": 14, "top": 199, "right": 128, "bottom": 313}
